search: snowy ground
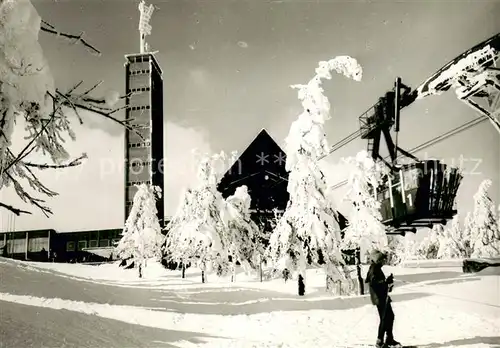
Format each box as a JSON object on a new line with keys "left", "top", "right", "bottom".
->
{"left": 0, "top": 257, "right": 499, "bottom": 348}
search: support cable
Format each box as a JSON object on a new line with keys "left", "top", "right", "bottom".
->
{"left": 329, "top": 115, "right": 489, "bottom": 191}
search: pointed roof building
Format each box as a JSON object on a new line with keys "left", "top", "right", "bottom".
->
{"left": 218, "top": 129, "right": 289, "bottom": 213}
{"left": 217, "top": 129, "right": 348, "bottom": 231}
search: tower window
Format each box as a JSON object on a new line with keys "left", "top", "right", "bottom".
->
{"left": 129, "top": 160, "right": 151, "bottom": 167}
{"left": 129, "top": 105, "right": 151, "bottom": 111}
{"left": 128, "top": 87, "right": 151, "bottom": 93}
{"left": 130, "top": 69, "right": 151, "bottom": 75}
{"left": 128, "top": 141, "right": 151, "bottom": 149}
{"left": 127, "top": 180, "right": 152, "bottom": 187}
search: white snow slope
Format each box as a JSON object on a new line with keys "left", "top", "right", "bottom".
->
{"left": 0, "top": 257, "right": 499, "bottom": 348}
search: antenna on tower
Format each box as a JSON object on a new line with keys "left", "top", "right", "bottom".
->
{"left": 138, "top": 0, "right": 154, "bottom": 53}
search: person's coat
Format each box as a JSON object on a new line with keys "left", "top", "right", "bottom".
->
{"left": 365, "top": 250, "right": 390, "bottom": 306}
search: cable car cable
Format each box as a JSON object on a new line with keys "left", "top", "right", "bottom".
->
{"left": 329, "top": 115, "right": 489, "bottom": 191}
{"left": 318, "top": 129, "right": 362, "bottom": 161}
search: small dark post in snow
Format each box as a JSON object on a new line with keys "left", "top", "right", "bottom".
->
{"left": 298, "top": 274, "right": 305, "bottom": 296}
{"left": 326, "top": 274, "right": 333, "bottom": 292}
{"left": 181, "top": 264, "right": 186, "bottom": 278}
{"left": 356, "top": 249, "right": 364, "bottom": 295}
{"left": 201, "top": 270, "right": 205, "bottom": 283}
{"left": 259, "top": 260, "right": 263, "bottom": 282}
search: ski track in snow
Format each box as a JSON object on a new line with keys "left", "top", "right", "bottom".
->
{"left": 1, "top": 258, "right": 499, "bottom": 347}
{"left": 1, "top": 291, "right": 498, "bottom": 348}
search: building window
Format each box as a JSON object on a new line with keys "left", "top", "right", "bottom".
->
{"left": 128, "top": 87, "right": 151, "bottom": 93}
{"left": 66, "top": 241, "right": 75, "bottom": 252}
{"left": 89, "top": 240, "right": 98, "bottom": 248}
{"left": 129, "top": 160, "right": 151, "bottom": 168}
{"left": 28, "top": 237, "right": 48, "bottom": 252}
{"left": 77, "top": 240, "right": 88, "bottom": 251}
{"left": 127, "top": 180, "right": 151, "bottom": 187}
{"left": 129, "top": 105, "right": 151, "bottom": 111}
{"left": 128, "top": 109, "right": 151, "bottom": 121}
{"left": 128, "top": 141, "right": 151, "bottom": 149}
{"left": 99, "top": 239, "right": 110, "bottom": 248}
{"left": 9, "top": 239, "right": 25, "bottom": 254}
{"left": 130, "top": 69, "right": 151, "bottom": 75}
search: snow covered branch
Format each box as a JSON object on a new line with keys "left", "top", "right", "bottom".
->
{"left": 342, "top": 150, "right": 389, "bottom": 254}
{"left": 23, "top": 153, "right": 88, "bottom": 169}
{"left": 0, "top": 0, "right": 140, "bottom": 216}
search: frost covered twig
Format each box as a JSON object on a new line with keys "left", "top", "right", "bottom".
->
{"left": 40, "top": 19, "right": 101, "bottom": 56}
{"left": 24, "top": 153, "right": 87, "bottom": 169}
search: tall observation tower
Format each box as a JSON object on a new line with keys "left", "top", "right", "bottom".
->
{"left": 124, "top": 0, "right": 164, "bottom": 225}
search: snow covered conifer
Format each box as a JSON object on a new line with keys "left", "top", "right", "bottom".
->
{"left": 437, "top": 222, "right": 459, "bottom": 259}
{"left": 386, "top": 235, "right": 405, "bottom": 265}
{"left": 439, "top": 214, "right": 468, "bottom": 258}
{"left": 497, "top": 205, "right": 500, "bottom": 232}
{"left": 468, "top": 179, "right": 500, "bottom": 258}
{"left": 115, "top": 184, "right": 164, "bottom": 277}
{"left": 417, "top": 224, "right": 442, "bottom": 259}
{"left": 164, "top": 152, "right": 229, "bottom": 283}
{"left": 342, "top": 150, "right": 389, "bottom": 257}
{"left": 222, "top": 185, "right": 261, "bottom": 281}
{"left": 268, "top": 57, "right": 362, "bottom": 296}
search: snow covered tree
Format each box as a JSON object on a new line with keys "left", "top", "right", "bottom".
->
{"left": 163, "top": 152, "right": 229, "bottom": 283}
{"left": 115, "top": 184, "right": 164, "bottom": 278}
{"left": 436, "top": 224, "right": 458, "bottom": 259}
{"left": 386, "top": 235, "right": 406, "bottom": 265}
{"left": 268, "top": 57, "right": 363, "bottom": 296}
{"left": 402, "top": 238, "right": 418, "bottom": 263}
{"left": 342, "top": 150, "right": 389, "bottom": 257}
{"left": 437, "top": 214, "right": 466, "bottom": 258}
{"left": 461, "top": 212, "right": 475, "bottom": 258}
{"left": 222, "top": 185, "right": 261, "bottom": 282}
{"left": 0, "top": 0, "right": 137, "bottom": 216}
{"left": 497, "top": 205, "right": 500, "bottom": 232}
{"left": 416, "top": 224, "right": 442, "bottom": 259}
{"left": 468, "top": 179, "right": 500, "bottom": 258}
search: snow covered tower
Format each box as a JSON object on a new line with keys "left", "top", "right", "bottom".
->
{"left": 123, "top": 1, "right": 164, "bottom": 225}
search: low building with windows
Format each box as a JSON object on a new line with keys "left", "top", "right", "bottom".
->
{"left": 0, "top": 228, "right": 122, "bottom": 263}
{"left": 0, "top": 217, "right": 171, "bottom": 263}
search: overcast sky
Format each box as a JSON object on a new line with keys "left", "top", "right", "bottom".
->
{"left": 1, "top": 0, "right": 499, "bottom": 232}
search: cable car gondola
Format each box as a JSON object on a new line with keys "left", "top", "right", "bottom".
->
{"left": 359, "top": 78, "right": 463, "bottom": 234}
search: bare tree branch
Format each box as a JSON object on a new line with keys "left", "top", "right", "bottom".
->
{"left": 67, "top": 80, "right": 84, "bottom": 95}
{"left": 0, "top": 202, "right": 32, "bottom": 216}
{"left": 40, "top": 20, "right": 101, "bottom": 56}
{"left": 24, "top": 153, "right": 87, "bottom": 169}
{"left": 81, "top": 80, "right": 103, "bottom": 97}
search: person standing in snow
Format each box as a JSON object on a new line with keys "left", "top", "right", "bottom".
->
{"left": 365, "top": 249, "right": 401, "bottom": 348}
